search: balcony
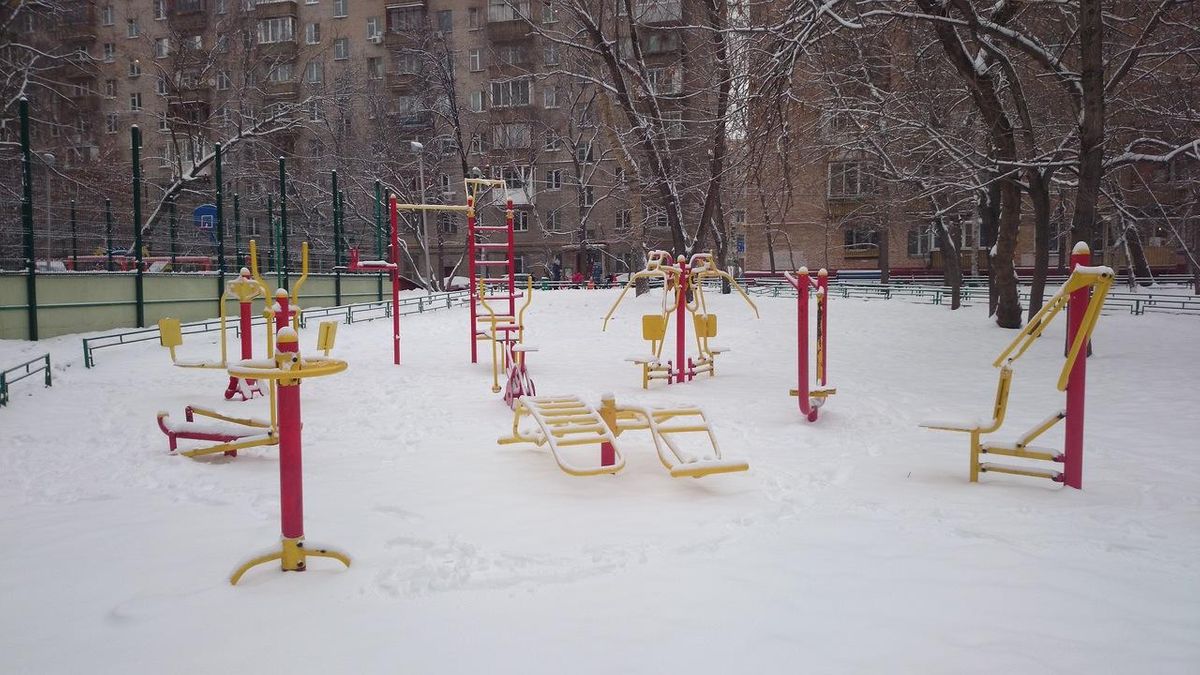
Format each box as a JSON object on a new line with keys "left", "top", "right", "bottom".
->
{"left": 254, "top": 0, "right": 298, "bottom": 19}
{"left": 388, "top": 109, "right": 433, "bottom": 130}
{"left": 486, "top": 0, "right": 531, "bottom": 41}
{"left": 169, "top": 11, "right": 209, "bottom": 33}
{"left": 386, "top": 71, "right": 422, "bottom": 91}
{"left": 62, "top": 6, "right": 97, "bottom": 45}
{"left": 386, "top": 4, "right": 427, "bottom": 46}
{"left": 265, "top": 80, "right": 299, "bottom": 100}
{"left": 631, "top": 0, "right": 683, "bottom": 25}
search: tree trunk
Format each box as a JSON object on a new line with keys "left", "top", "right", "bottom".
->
{"left": 878, "top": 226, "right": 890, "bottom": 284}
{"left": 980, "top": 181, "right": 1001, "bottom": 316}
{"left": 1027, "top": 169, "right": 1052, "bottom": 320}
{"left": 934, "top": 216, "right": 962, "bottom": 310}
{"left": 765, "top": 227, "right": 777, "bottom": 273}
{"left": 1124, "top": 223, "right": 1154, "bottom": 285}
{"left": 1070, "top": 0, "right": 1106, "bottom": 253}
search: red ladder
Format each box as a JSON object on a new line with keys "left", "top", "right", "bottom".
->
{"left": 467, "top": 195, "right": 517, "bottom": 363}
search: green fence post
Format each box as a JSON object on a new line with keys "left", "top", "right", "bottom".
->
{"left": 44, "top": 354, "right": 52, "bottom": 387}
{"left": 215, "top": 142, "right": 226, "bottom": 297}
{"left": 70, "top": 199, "right": 78, "bottom": 270}
{"left": 278, "top": 156, "right": 288, "bottom": 290}
{"left": 105, "top": 198, "right": 114, "bottom": 272}
{"left": 268, "top": 194, "right": 278, "bottom": 285}
{"left": 19, "top": 97, "right": 38, "bottom": 340}
{"left": 332, "top": 169, "right": 341, "bottom": 305}
{"left": 168, "top": 197, "right": 177, "bottom": 265}
{"left": 132, "top": 124, "right": 145, "bottom": 328}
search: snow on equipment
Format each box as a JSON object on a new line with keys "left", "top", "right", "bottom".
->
{"left": 222, "top": 302, "right": 349, "bottom": 584}
{"left": 498, "top": 394, "right": 748, "bottom": 478}
{"left": 920, "top": 243, "right": 1113, "bottom": 488}
{"left": 785, "top": 267, "right": 836, "bottom": 422}
{"left": 156, "top": 241, "right": 335, "bottom": 458}
{"left": 157, "top": 239, "right": 309, "bottom": 399}
{"left": 603, "top": 251, "right": 758, "bottom": 388}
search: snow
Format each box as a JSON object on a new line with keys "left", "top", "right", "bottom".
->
{"left": 2, "top": 290, "right": 1199, "bottom": 673}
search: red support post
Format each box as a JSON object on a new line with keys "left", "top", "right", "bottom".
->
{"left": 275, "top": 331, "right": 305, "bottom": 542}
{"left": 468, "top": 195, "right": 477, "bottom": 364}
{"left": 797, "top": 268, "right": 813, "bottom": 420}
{"left": 1063, "top": 242, "right": 1091, "bottom": 489}
{"left": 275, "top": 289, "right": 290, "bottom": 332}
{"left": 390, "top": 195, "right": 401, "bottom": 366}
{"left": 675, "top": 256, "right": 689, "bottom": 384}
{"left": 506, "top": 198, "right": 516, "bottom": 321}
{"left": 817, "top": 268, "right": 828, "bottom": 386}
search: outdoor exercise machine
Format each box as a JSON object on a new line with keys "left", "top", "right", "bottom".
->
{"left": 157, "top": 239, "right": 309, "bottom": 398}
{"left": 785, "top": 267, "right": 836, "bottom": 422}
{"left": 920, "top": 243, "right": 1113, "bottom": 488}
{"left": 345, "top": 193, "right": 401, "bottom": 365}
{"left": 227, "top": 322, "right": 350, "bottom": 585}
{"left": 603, "top": 251, "right": 758, "bottom": 388}
{"left": 156, "top": 241, "right": 336, "bottom": 458}
{"left": 498, "top": 393, "right": 748, "bottom": 478}
{"left": 479, "top": 274, "right": 537, "bottom": 407}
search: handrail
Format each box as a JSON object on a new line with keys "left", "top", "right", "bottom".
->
{"left": 1, "top": 353, "right": 51, "bottom": 407}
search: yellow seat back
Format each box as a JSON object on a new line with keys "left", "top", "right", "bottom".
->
{"left": 694, "top": 313, "right": 717, "bottom": 338}
{"left": 642, "top": 315, "right": 667, "bottom": 342}
{"left": 159, "top": 318, "right": 183, "bottom": 348}
{"left": 317, "top": 320, "right": 338, "bottom": 355}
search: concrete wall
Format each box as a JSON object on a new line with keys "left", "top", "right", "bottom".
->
{"left": 0, "top": 272, "right": 388, "bottom": 340}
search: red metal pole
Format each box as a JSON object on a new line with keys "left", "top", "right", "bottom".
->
{"left": 817, "top": 268, "right": 828, "bottom": 386}
{"left": 275, "top": 290, "right": 290, "bottom": 332}
{"left": 391, "top": 195, "right": 401, "bottom": 366}
{"left": 468, "top": 196, "right": 477, "bottom": 364}
{"left": 1063, "top": 242, "right": 1091, "bottom": 489}
{"left": 675, "top": 256, "right": 688, "bottom": 384}
{"left": 276, "top": 331, "right": 304, "bottom": 540}
{"left": 798, "top": 268, "right": 811, "bottom": 419}
{"left": 506, "top": 198, "right": 515, "bottom": 320}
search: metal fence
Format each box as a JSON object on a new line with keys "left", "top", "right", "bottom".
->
{"left": 1, "top": 353, "right": 51, "bottom": 407}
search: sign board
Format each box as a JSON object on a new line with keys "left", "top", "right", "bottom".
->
{"left": 736, "top": 234, "right": 746, "bottom": 255}
{"left": 193, "top": 204, "right": 217, "bottom": 230}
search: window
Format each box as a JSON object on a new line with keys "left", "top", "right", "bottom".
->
{"left": 437, "top": 10, "right": 452, "bottom": 32}
{"left": 663, "top": 111, "right": 683, "bottom": 138}
{"left": 186, "top": 35, "right": 202, "bottom": 50}
{"left": 469, "top": 90, "right": 485, "bottom": 112}
{"left": 544, "top": 42, "right": 559, "bottom": 65}
{"left": 158, "top": 114, "right": 170, "bottom": 131}
{"left": 469, "top": 133, "right": 485, "bottom": 154}
{"left": 508, "top": 210, "right": 527, "bottom": 232}
{"left": 438, "top": 212, "right": 458, "bottom": 234}
{"left": 155, "top": 77, "right": 168, "bottom": 95}
{"left": 367, "top": 57, "right": 383, "bottom": 80}
{"left": 129, "top": 92, "right": 143, "bottom": 111}
{"left": 576, "top": 142, "right": 594, "bottom": 163}
{"left": 305, "top": 23, "right": 320, "bottom": 44}
{"left": 439, "top": 174, "right": 452, "bottom": 194}
{"left": 438, "top": 137, "right": 459, "bottom": 156}
{"left": 493, "top": 124, "right": 531, "bottom": 148}
{"left": 468, "top": 7, "right": 480, "bottom": 29}
{"left": 582, "top": 185, "right": 594, "bottom": 207}
{"left": 217, "top": 71, "right": 231, "bottom": 90}
{"left": 305, "top": 61, "right": 323, "bottom": 84}
{"left": 907, "top": 227, "right": 933, "bottom": 257}
{"left": 333, "top": 0, "right": 347, "bottom": 17}
{"left": 129, "top": 60, "right": 141, "bottom": 77}
{"left": 258, "top": 17, "right": 296, "bottom": 44}
{"left": 270, "top": 63, "right": 293, "bottom": 83}
{"left": 104, "top": 79, "right": 117, "bottom": 97}
{"left": 308, "top": 100, "right": 323, "bottom": 121}
{"left": 217, "top": 0, "right": 228, "bottom": 13}
{"left": 387, "top": 6, "right": 423, "bottom": 31}
{"left": 469, "top": 49, "right": 483, "bottom": 72}
{"left": 497, "top": 45, "right": 526, "bottom": 65}
{"left": 367, "top": 16, "right": 381, "bottom": 39}
{"left": 127, "top": 19, "right": 139, "bottom": 38}
{"left": 154, "top": 0, "right": 166, "bottom": 19}
{"left": 828, "top": 161, "right": 865, "bottom": 198}
{"left": 496, "top": 166, "right": 534, "bottom": 194}
{"left": 334, "top": 37, "right": 349, "bottom": 60}
{"left": 102, "top": 6, "right": 114, "bottom": 26}
{"left": 647, "top": 67, "right": 681, "bottom": 95}
{"left": 543, "top": 85, "right": 558, "bottom": 108}
{"left": 543, "top": 134, "right": 560, "bottom": 151}
{"left": 544, "top": 2, "right": 558, "bottom": 22}
{"left": 216, "top": 34, "right": 229, "bottom": 53}
{"left": 843, "top": 223, "right": 878, "bottom": 253}
{"left": 155, "top": 37, "right": 169, "bottom": 58}
{"left": 616, "top": 209, "right": 631, "bottom": 231}
{"left": 488, "top": 0, "right": 530, "bottom": 22}
{"left": 396, "top": 52, "right": 421, "bottom": 74}
{"left": 490, "top": 78, "right": 531, "bottom": 107}
{"left": 103, "top": 43, "right": 116, "bottom": 62}
{"left": 547, "top": 210, "right": 560, "bottom": 231}
{"left": 105, "top": 113, "right": 118, "bottom": 134}
{"left": 644, "top": 207, "right": 668, "bottom": 229}
{"left": 546, "top": 168, "right": 562, "bottom": 189}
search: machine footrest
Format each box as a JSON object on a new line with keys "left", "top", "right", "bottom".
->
{"left": 979, "top": 462, "right": 1063, "bottom": 481}
{"left": 980, "top": 443, "right": 1062, "bottom": 462}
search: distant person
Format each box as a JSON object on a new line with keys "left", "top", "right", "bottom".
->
{"left": 571, "top": 271, "right": 583, "bottom": 288}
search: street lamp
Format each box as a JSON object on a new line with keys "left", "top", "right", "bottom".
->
{"left": 42, "top": 153, "right": 55, "bottom": 269}
{"left": 410, "top": 140, "right": 432, "bottom": 288}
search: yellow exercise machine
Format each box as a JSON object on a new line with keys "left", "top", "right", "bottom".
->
{"left": 498, "top": 393, "right": 749, "bottom": 478}
{"left": 921, "top": 244, "right": 1113, "bottom": 488}
{"left": 603, "top": 251, "right": 758, "bottom": 388}
{"left": 478, "top": 274, "right": 536, "bottom": 405}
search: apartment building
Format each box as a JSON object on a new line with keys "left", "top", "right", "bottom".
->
{"left": 9, "top": 0, "right": 712, "bottom": 281}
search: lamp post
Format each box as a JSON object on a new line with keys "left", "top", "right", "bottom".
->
{"left": 42, "top": 153, "right": 55, "bottom": 268}
{"left": 410, "top": 140, "right": 431, "bottom": 288}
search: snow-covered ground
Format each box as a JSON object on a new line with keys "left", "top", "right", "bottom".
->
{"left": 1, "top": 290, "right": 1198, "bottom": 674}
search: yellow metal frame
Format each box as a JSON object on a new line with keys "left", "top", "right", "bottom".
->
{"left": 316, "top": 320, "right": 338, "bottom": 356}
{"left": 921, "top": 265, "right": 1114, "bottom": 482}
{"left": 477, "top": 275, "right": 534, "bottom": 393}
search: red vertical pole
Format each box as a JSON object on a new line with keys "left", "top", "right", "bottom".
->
{"left": 468, "top": 196, "right": 477, "bottom": 364}
{"left": 239, "top": 300, "right": 253, "bottom": 360}
{"left": 1063, "top": 242, "right": 1090, "bottom": 489}
{"left": 275, "top": 290, "right": 290, "bottom": 332}
{"left": 506, "top": 198, "right": 515, "bottom": 319}
{"left": 817, "top": 268, "right": 828, "bottom": 386}
{"left": 276, "top": 330, "right": 304, "bottom": 541}
{"left": 391, "top": 196, "right": 401, "bottom": 366}
{"left": 798, "top": 268, "right": 811, "bottom": 418}
{"left": 675, "top": 256, "right": 688, "bottom": 384}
